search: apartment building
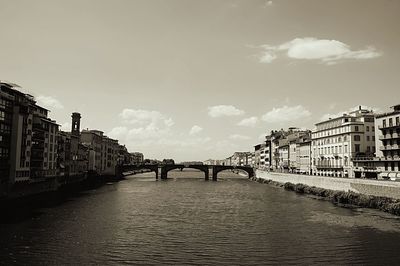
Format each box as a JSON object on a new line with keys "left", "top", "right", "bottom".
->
{"left": 296, "top": 135, "right": 312, "bottom": 174}
{"left": 354, "top": 104, "right": 400, "bottom": 179}
{"left": 311, "top": 106, "right": 375, "bottom": 177}
{"left": 254, "top": 143, "right": 270, "bottom": 169}
{"left": 31, "top": 105, "right": 59, "bottom": 178}
{"left": 101, "top": 136, "right": 119, "bottom": 175}
{"left": 130, "top": 152, "right": 144, "bottom": 165}
{"left": 81, "top": 129, "right": 104, "bottom": 174}
{"left": 0, "top": 81, "right": 60, "bottom": 184}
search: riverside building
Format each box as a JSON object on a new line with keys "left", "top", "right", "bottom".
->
{"left": 254, "top": 142, "right": 270, "bottom": 170}
{"left": 374, "top": 104, "right": 400, "bottom": 178}
{"left": 0, "top": 81, "right": 59, "bottom": 186}
{"left": 311, "top": 106, "right": 375, "bottom": 178}
{"left": 353, "top": 104, "right": 400, "bottom": 179}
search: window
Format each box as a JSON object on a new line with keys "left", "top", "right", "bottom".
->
{"left": 354, "top": 135, "right": 361, "bottom": 141}
{"left": 372, "top": 136, "right": 375, "bottom": 141}
{"left": 367, "top": 136, "right": 370, "bottom": 141}
{"left": 0, "top": 135, "right": 2, "bottom": 142}
{"left": 355, "top": 144, "right": 360, "bottom": 153}
{"left": 355, "top": 126, "right": 359, "bottom": 132}
{"left": 389, "top": 118, "right": 393, "bottom": 127}
{"left": 0, "top": 111, "right": 5, "bottom": 121}
{"left": 396, "top": 117, "right": 399, "bottom": 126}
{"left": 383, "top": 119, "right": 386, "bottom": 128}
{"left": 25, "top": 161, "right": 30, "bottom": 167}
{"left": 367, "top": 146, "right": 371, "bottom": 152}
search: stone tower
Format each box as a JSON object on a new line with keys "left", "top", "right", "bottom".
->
{"left": 71, "top": 112, "right": 81, "bottom": 136}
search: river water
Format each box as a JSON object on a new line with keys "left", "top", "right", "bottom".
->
{"left": 2, "top": 170, "right": 400, "bottom": 265}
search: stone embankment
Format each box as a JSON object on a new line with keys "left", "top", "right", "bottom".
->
{"left": 252, "top": 170, "right": 400, "bottom": 216}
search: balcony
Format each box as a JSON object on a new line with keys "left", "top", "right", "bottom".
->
{"left": 315, "top": 164, "right": 344, "bottom": 169}
{"left": 379, "top": 133, "right": 400, "bottom": 140}
{"left": 380, "top": 145, "right": 392, "bottom": 151}
{"left": 379, "top": 124, "right": 400, "bottom": 130}
{"left": 351, "top": 156, "right": 375, "bottom": 161}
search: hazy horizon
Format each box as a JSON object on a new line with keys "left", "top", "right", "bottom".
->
{"left": 1, "top": 0, "right": 399, "bottom": 161}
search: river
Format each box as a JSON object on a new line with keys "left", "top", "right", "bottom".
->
{"left": 2, "top": 170, "right": 400, "bottom": 265}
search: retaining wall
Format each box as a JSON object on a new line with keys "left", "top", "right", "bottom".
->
{"left": 256, "top": 170, "right": 400, "bottom": 199}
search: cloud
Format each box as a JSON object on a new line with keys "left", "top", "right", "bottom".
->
{"left": 189, "top": 125, "right": 203, "bottom": 135}
{"left": 237, "top": 116, "right": 258, "bottom": 127}
{"left": 257, "top": 37, "right": 382, "bottom": 65}
{"left": 229, "top": 134, "right": 251, "bottom": 140}
{"left": 320, "top": 105, "right": 381, "bottom": 121}
{"left": 262, "top": 105, "right": 311, "bottom": 123}
{"left": 60, "top": 122, "right": 71, "bottom": 132}
{"left": 108, "top": 109, "right": 174, "bottom": 141}
{"left": 36, "top": 95, "right": 64, "bottom": 109}
{"left": 263, "top": 0, "right": 273, "bottom": 8}
{"left": 208, "top": 105, "right": 244, "bottom": 118}
{"left": 119, "top": 109, "right": 174, "bottom": 127}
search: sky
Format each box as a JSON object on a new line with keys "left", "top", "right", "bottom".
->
{"left": 1, "top": 0, "right": 399, "bottom": 161}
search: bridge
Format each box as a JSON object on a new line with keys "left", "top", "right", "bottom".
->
{"left": 116, "top": 164, "right": 254, "bottom": 181}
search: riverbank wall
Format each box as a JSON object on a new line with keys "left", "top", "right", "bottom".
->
{"left": 254, "top": 170, "right": 400, "bottom": 215}
{"left": 255, "top": 170, "right": 400, "bottom": 199}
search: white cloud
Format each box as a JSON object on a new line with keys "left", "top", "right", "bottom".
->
{"left": 108, "top": 109, "right": 174, "bottom": 141}
{"left": 320, "top": 105, "right": 381, "bottom": 121}
{"left": 263, "top": 1, "right": 273, "bottom": 8}
{"left": 229, "top": 134, "right": 251, "bottom": 140}
{"left": 208, "top": 105, "right": 244, "bottom": 118}
{"left": 119, "top": 109, "right": 174, "bottom": 127}
{"left": 60, "top": 122, "right": 71, "bottom": 132}
{"left": 259, "top": 52, "right": 277, "bottom": 63}
{"left": 237, "top": 116, "right": 258, "bottom": 127}
{"left": 258, "top": 37, "right": 382, "bottom": 65}
{"left": 36, "top": 95, "right": 64, "bottom": 109}
{"left": 262, "top": 105, "right": 311, "bottom": 123}
{"left": 189, "top": 125, "right": 203, "bottom": 135}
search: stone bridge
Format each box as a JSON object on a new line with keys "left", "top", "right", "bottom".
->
{"left": 117, "top": 164, "right": 254, "bottom": 181}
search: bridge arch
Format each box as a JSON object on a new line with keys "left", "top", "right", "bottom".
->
{"left": 212, "top": 166, "right": 254, "bottom": 181}
{"left": 160, "top": 165, "right": 209, "bottom": 180}
{"left": 117, "top": 164, "right": 159, "bottom": 179}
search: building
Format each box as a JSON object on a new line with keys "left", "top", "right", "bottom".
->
{"left": 277, "top": 138, "right": 289, "bottom": 172}
{"left": 311, "top": 106, "right": 375, "bottom": 178}
{"left": 374, "top": 104, "right": 400, "bottom": 178}
{"left": 0, "top": 81, "right": 60, "bottom": 186}
{"left": 130, "top": 152, "right": 144, "bottom": 165}
{"left": 296, "top": 135, "right": 312, "bottom": 174}
{"left": 57, "top": 113, "right": 88, "bottom": 178}
{"left": 30, "top": 104, "right": 59, "bottom": 178}
{"left": 1, "top": 81, "right": 32, "bottom": 184}
{"left": 81, "top": 129, "right": 104, "bottom": 174}
{"left": 254, "top": 142, "right": 271, "bottom": 170}
{"left": 117, "top": 145, "right": 131, "bottom": 165}
{"left": 101, "top": 136, "right": 119, "bottom": 176}
{"left": 353, "top": 104, "right": 400, "bottom": 179}
{"left": 229, "top": 152, "right": 252, "bottom": 166}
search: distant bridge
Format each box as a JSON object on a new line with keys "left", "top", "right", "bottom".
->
{"left": 116, "top": 164, "right": 254, "bottom": 181}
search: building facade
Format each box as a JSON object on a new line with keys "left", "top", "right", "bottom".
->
{"left": 312, "top": 107, "right": 375, "bottom": 178}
